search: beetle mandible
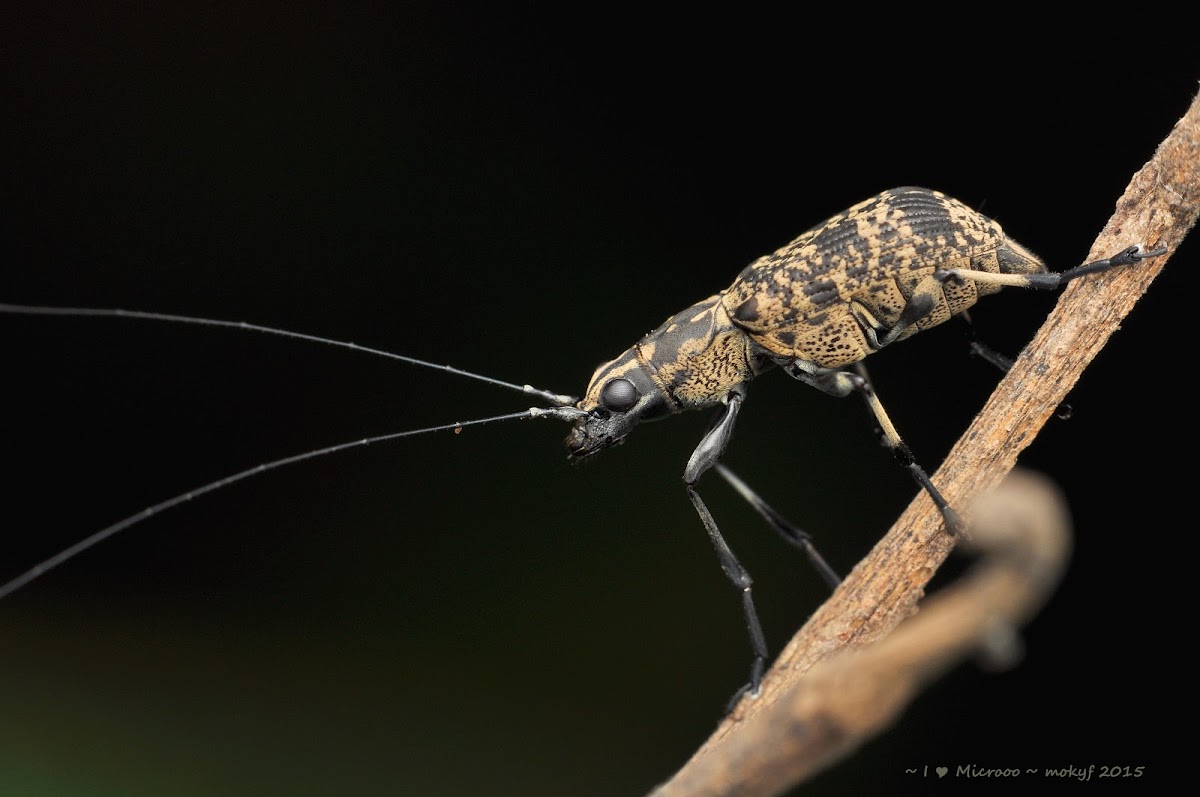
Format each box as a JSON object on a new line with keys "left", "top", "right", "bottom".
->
{"left": 564, "top": 185, "right": 1162, "bottom": 702}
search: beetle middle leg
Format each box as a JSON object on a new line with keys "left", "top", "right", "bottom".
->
{"left": 782, "top": 359, "right": 965, "bottom": 534}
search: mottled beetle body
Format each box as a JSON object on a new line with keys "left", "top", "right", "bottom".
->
{"left": 567, "top": 187, "right": 1045, "bottom": 457}
{"left": 565, "top": 185, "right": 1162, "bottom": 705}
{"left": 725, "top": 187, "right": 1044, "bottom": 367}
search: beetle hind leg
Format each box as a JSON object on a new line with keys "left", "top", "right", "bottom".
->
{"left": 935, "top": 243, "right": 1167, "bottom": 290}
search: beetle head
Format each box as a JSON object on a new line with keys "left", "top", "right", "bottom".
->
{"left": 565, "top": 347, "right": 671, "bottom": 460}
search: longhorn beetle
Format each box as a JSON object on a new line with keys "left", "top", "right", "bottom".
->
{"left": 0, "top": 185, "right": 1165, "bottom": 705}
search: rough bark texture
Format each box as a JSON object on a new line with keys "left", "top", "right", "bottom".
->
{"left": 652, "top": 470, "right": 1073, "bottom": 797}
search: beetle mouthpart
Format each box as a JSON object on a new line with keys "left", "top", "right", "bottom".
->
{"left": 564, "top": 417, "right": 614, "bottom": 461}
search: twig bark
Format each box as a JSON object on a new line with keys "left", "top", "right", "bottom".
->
{"left": 650, "top": 89, "right": 1200, "bottom": 797}
{"left": 652, "top": 470, "right": 1073, "bottom": 797}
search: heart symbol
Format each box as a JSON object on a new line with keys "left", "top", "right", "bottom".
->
{"left": 936, "top": 766, "right": 948, "bottom": 778}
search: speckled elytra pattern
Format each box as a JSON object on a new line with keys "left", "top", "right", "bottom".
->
{"left": 722, "top": 186, "right": 1045, "bottom": 368}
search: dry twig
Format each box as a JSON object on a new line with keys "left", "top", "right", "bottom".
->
{"left": 653, "top": 470, "right": 1072, "bottom": 797}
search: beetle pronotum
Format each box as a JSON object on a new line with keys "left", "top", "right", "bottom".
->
{"left": 1, "top": 186, "right": 1164, "bottom": 704}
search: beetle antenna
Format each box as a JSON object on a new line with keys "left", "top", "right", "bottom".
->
{"left": 0, "top": 404, "right": 585, "bottom": 600}
{"left": 0, "top": 301, "right": 588, "bottom": 597}
{"left": 0, "top": 303, "right": 579, "bottom": 407}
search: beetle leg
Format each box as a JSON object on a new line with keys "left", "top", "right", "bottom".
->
{"left": 935, "top": 243, "right": 1167, "bottom": 290}
{"left": 874, "top": 274, "right": 945, "bottom": 348}
{"left": 782, "top": 361, "right": 965, "bottom": 535}
{"left": 713, "top": 462, "right": 841, "bottom": 590}
{"left": 954, "top": 312, "right": 1074, "bottom": 419}
{"left": 954, "top": 311, "right": 1016, "bottom": 372}
{"left": 780, "top": 359, "right": 859, "bottom": 397}
{"left": 682, "top": 389, "right": 770, "bottom": 706}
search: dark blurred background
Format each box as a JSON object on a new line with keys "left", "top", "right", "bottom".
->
{"left": 2, "top": 4, "right": 1193, "bottom": 795}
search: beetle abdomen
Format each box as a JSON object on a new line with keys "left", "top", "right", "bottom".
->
{"left": 722, "top": 186, "right": 1044, "bottom": 367}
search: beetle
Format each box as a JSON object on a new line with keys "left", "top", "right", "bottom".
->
{"left": 0, "top": 185, "right": 1164, "bottom": 706}
{"left": 561, "top": 185, "right": 1162, "bottom": 701}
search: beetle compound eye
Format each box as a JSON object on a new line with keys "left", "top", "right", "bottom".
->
{"left": 599, "top": 377, "right": 639, "bottom": 412}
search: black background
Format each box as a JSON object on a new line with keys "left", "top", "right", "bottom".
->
{"left": 2, "top": 5, "right": 1193, "bottom": 795}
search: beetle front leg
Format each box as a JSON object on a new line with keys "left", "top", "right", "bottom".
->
{"left": 783, "top": 361, "right": 965, "bottom": 534}
{"left": 682, "top": 389, "right": 770, "bottom": 707}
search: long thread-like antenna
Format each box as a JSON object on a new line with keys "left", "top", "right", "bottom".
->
{"left": 0, "top": 303, "right": 579, "bottom": 406}
{"left": 0, "top": 409, "right": 584, "bottom": 599}
{"left": 0, "top": 303, "right": 587, "bottom": 597}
